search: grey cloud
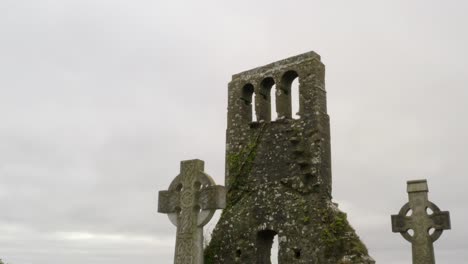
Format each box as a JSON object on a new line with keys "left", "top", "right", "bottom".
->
{"left": 1, "top": 0, "right": 467, "bottom": 263}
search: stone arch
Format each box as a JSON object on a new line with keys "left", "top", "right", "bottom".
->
{"left": 256, "top": 230, "right": 278, "bottom": 264}
{"left": 257, "top": 77, "right": 275, "bottom": 121}
{"left": 278, "top": 70, "right": 300, "bottom": 119}
{"left": 240, "top": 83, "right": 255, "bottom": 122}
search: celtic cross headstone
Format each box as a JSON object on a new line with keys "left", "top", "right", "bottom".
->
{"left": 391, "top": 179, "right": 451, "bottom": 264}
{"left": 158, "top": 159, "right": 226, "bottom": 264}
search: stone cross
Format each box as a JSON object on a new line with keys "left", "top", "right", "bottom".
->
{"left": 158, "top": 159, "right": 226, "bottom": 264}
{"left": 391, "top": 179, "right": 451, "bottom": 264}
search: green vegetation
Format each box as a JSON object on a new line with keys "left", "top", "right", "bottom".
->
{"left": 226, "top": 140, "right": 257, "bottom": 195}
{"left": 226, "top": 123, "right": 266, "bottom": 205}
{"left": 321, "top": 211, "right": 369, "bottom": 259}
{"left": 204, "top": 240, "right": 221, "bottom": 264}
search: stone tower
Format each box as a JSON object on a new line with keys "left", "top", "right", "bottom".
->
{"left": 205, "top": 52, "right": 374, "bottom": 264}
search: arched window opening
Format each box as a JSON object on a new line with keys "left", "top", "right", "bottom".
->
{"left": 291, "top": 77, "right": 300, "bottom": 119}
{"left": 252, "top": 93, "right": 257, "bottom": 122}
{"left": 241, "top": 83, "right": 255, "bottom": 122}
{"left": 279, "top": 71, "right": 299, "bottom": 119}
{"left": 271, "top": 84, "right": 278, "bottom": 121}
{"left": 256, "top": 230, "right": 278, "bottom": 264}
{"left": 258, "top": 77, "right": 275, "bottom": 122}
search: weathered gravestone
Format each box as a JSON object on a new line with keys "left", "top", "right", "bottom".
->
{"left": 158, "top": 159, "right": 226, "bottom": 264}
{"left": 205, "top": 52, "right": 375, "bottom": 263}
{"left": 391, "top": 179, "right": 451, "bottom": 264}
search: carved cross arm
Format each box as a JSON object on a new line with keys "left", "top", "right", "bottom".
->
{"left": 430, "top": 211, "right": 451, "bottom": 231}
{"left": 158, "top": 190, "right": 180, "bottom": 214}
{"left": 199, "top": 185, "right": 226, "bottom": 210}
{"left": 391, "top": 214, "right": 411, "bottom": 233}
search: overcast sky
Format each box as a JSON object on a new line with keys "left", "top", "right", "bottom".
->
{"left": 1, "top": 0, "right": 467, "bottom": 263}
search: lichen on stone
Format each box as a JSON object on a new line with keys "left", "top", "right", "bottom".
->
{"left": 205, "top": 51, "right": 374, "bottom": 263}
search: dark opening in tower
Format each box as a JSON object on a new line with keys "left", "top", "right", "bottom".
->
{"left": 257, "top": 77, "right": 275, "bottom": 122}
{"left": 241, "top": 83, "right": 255, "bottom": 122}
{"left": 256, "top": 230, "right": 278, "bottom": 264}
{"left": 278, "top": 70, "right": 300, "bottom": 119}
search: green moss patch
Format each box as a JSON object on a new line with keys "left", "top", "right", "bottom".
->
{"left": 321, "top": 211, "right": 369, "bottom": 259}
{"left": 226, "top": 124, "right": 266, "bottom": 204}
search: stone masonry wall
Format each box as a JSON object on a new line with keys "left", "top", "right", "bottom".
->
{"left": 205, "top": 52, "right": 375, "bottom": 264}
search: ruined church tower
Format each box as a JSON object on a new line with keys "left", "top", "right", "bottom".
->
{"left": 205, "top": 52, "right": 374, "bottom": 264}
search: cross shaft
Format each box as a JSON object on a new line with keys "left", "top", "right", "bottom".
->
{"left": 391, "top": 180, "right": 450, "bottom": 264}
{"left": 158, "top": 159, "right": 226, "bottom": 264}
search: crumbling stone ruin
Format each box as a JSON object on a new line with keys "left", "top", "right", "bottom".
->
{"left": 205, "top": 52, "right": 375, "bottom": 263}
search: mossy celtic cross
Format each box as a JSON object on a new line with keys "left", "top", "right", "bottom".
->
{"left": 391, "top": 180, "right": 451, "bottom": 264}
{"left": 158, "top": 159, "right": 226, "bottom": 264}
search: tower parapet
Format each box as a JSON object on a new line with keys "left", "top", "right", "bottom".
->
{"left": 226, "top": 51, "right": 331, "bottom": 200}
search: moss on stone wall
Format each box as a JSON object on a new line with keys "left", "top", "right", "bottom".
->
{"left": 204, "top": 239, "right": 221, "bottom": 264}
{"left": 226, "top": 141, "right": 257, "bottom": 205}
{"left": 226, "top": 124, "right": 266, "bottom": 205}
{"left": 320, "top": 210, "right": 369, "bottom": 260}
